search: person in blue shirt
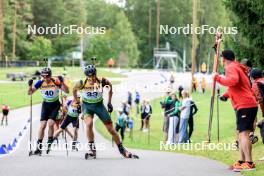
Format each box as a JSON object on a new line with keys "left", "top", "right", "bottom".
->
{"left": 115, "top": 108, "right": 127, "bottom": 141}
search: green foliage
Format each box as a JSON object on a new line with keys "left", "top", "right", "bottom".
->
{"left": 1, "top": 0, "right": 263, "bottom": 69}
{"left": 3, "top": 0, "right": 33, "bottom": 60}
{"left": 85, "top": 2, "right": 139, "bottom": 67}
{"left": 111, "top": 12, "right": 139, "bottom": 67}
{"left": 29, "top": 36, "right": 53, "bottom": 60}
{"left": 224, "top": 0, "right": 264, "bottom": 68}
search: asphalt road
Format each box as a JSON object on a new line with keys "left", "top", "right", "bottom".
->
{"left": 0, "top": 70, "right": 238, "bottom": 176}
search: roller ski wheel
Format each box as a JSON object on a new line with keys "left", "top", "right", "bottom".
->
{"left": 124, "top": 152, "right": 139, "bottom": 159}
{"left": 29, "top": 149, "right": 42, "bottom": 156}
{"left": 120, "top": 149, "right": 139, "bottom": 159}
{"left": 85, "top": 152, "right": 96, "bottom": 160}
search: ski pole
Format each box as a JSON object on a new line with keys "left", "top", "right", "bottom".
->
{"left": 28, "top": 79, "right": 33, "bottom": 156}
{"left": 217, "top": 88, "right": 220, "bottom": 142}
{"left": 207, "top": 32, "right": 222, "bottom": 143}
{"left": 60, "top": 89, "right": 68, "bottom": 157}
{"left": 148, "top": 116, "right": 150, "bottom": 145}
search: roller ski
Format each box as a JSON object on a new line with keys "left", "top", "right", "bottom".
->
{"left": 85, "top": 141, "right": 96, "bottom": 160}
{"left": 72, "top": 141, "right": 78, "bottom": 152}
{"left": 84, "top": 151, "right": 96, "bottom": 159}
{"left": 46, "top": 137, "right": 54, "bottom": 154}
{"left": 29, "top": 142, "right": 43, "bottom": 156}
{"left": 118, "top": 143, "right": 139, "bottom": 159}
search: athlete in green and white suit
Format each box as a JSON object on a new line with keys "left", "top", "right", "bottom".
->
{"left": 73, "top": 64, "right": 138, "bottom": 159}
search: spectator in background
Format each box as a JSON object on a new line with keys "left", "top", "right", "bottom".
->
{"left": 250, "top": 68, "right": 264, "bottom": 159}
{"left": 160, "top": 88, "right": 174, "bottom": 141}
{"left": 134, "top": 91, "right": 140, "bottom": 114}
{"left": 141, "top": 99, "right": 152, "bottom": 132}
{"left": 167, "top": 93, "right": 181, "bottom": 144}
{"left": 179, "top": 90, "right": 192, "bottom": 143}
{"left": 122, "top": 101, "right": 131, "bottom": 117}
{"left": 115, "top": 108, "right": 127, "bottom": 141}
{"left": 140, "top": 100, "right": 146, "bottom": 131}
{"left": 127, "top": 91, "right": 132, "bottom": 106}
{"left": 250, "top": 69, "right": 264, "bottom": 119}
{"left": 192, "top": 77, "right": 198, "bottom": 92}
{"left": 169, "top": 73, "right": 175, "bottom": 89}
{"left": 188, "top": 98, "right": 198, "bottom": 142}
{"left": 178, "top": 85, "right": 184, "bottom": 99}
{"left": 201, "top": 77, "right": 206, "bottom": 94}
{"left": 241, "top": 58, "right": 253, "bottom": 86}
{"left": 1, "top": 104, "right": 10, "bottom": 126}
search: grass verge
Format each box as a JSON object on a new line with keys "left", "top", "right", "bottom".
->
{"left": 96, "top": 90, "right": 264, "bottom": 176}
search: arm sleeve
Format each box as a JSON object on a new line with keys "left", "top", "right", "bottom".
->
{"left": 164, "top": 96, "right": 173, "bottom": 105}
{"left": 73, "top": 80, "right": 82, "bottom": 91}
{"left": 169, "top": 102, "right": 181, "bottom": 116}
{"left": 222, "top": 90, "right": 230, "bottom": 98}
{"left": 215, "top": 68, "right": 239, "bottom": 87}
{"left": 66, "top": 100, "right": 71, "bottom": 106}
{"left": 54, "top": 79, "right": 62, "bottom": 88}
{"left": 192, "top": 102, "right": 198, "bottom": 115}
{"left": 34, "top": 80, "right": 43, "bottom": 89}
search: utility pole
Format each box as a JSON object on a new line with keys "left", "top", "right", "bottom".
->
{"left": 148, "top": 5, "right": 152, "bottom": 51}
{"left": 12, "top": 0, "right": 17, "bottom": 60}
{"left": 156, "top": 0, "right": 160, "bottom": 48}
{"left": 191, "top": 0, "right": 197, "bottom": 92}
{"left": 0, "top": 0, "right": 4, "bottom": 61}
{"left": 80, "top": 23, "right": 84, "bottom": 68}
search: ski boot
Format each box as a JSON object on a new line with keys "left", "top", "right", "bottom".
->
{"left": 118, "top": 143, "right": 139, "bottom": 159}
{"left": 46, "top": 137, "right": 54, "bottom": 154}
{"left": 72, "top": 141, "right": 78, "bottom": 152}
{"left": 30, "top": 140, "right": 42, "bottom": 156}
{"left": 85, "top": 141, "right": 96, "bottom": 159}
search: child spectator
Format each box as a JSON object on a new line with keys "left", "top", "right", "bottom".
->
{"left": 1, "top": 104, "right": 10, "bottom": 126}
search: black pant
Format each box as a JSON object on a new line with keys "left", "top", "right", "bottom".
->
{"left": 188, "top": 116, "right": 193, "bottom": 139}
{"left": 115, "top": 124, "right": 125, "bottom": 140}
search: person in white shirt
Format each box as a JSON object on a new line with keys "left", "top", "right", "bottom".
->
{"left": 179, "top": 90, "right": 192, "bottom": 143}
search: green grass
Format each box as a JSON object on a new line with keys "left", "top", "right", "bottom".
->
{"left": 96, "top": 90, "right": 264, "bottom": 176}
{"left": 0, "top": 67, "right": 123, "bottom": 109}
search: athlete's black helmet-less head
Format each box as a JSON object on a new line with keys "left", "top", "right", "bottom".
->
{"left": 84, "top": 65, "right": 96, "bottom": 76}
{"left": 41, "top": 67, "right": 52, "bottom": 77}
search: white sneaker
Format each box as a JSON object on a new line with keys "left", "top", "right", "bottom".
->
{"left": 143, "top": 128, "right": 149, "bottom": 132}
{"left": 259, "top": 156, "right": 264, "bottom": 161}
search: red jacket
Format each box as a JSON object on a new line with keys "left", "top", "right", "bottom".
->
{"left": 215, "top": 61, "right": 257, "bottom": 110}
{"left": 252, "top": 78, "right": 264, "bottom": 116}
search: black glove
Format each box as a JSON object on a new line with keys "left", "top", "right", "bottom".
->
{"left": 77, "top": 105, "right": 82, "bottom": 114}
{"left": 58, "top": 75, "right": 64, "bottom": 83}
{"left": 28, "top": 79, "right": 33, "bottom": 86}
{"left": 219, "top": 96, "right": 228, "bottom": 102}
{"left": 107, "top": 103, "right": 113, "bottom": 113}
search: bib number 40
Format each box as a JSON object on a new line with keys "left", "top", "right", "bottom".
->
{"left": 45, "top": 90, "right": 54, "bottom": 96}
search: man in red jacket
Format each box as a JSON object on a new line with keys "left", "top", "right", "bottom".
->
{"left": 213, "top": 49, "right": 258, "bottom": 172}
